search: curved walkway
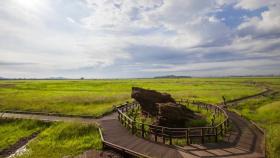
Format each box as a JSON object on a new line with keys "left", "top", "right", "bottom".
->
{"left": 1, "top": 109, "right": 265, "bottom": 158}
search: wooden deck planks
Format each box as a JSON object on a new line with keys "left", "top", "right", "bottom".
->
{"left": 100, "top": 119, "right": 188, "bottom": 158}
{"left": 99, "top": 110, "right": 265, "bottom": 158}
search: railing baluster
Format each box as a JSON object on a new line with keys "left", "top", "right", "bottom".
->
{"left": 162, "top": 128, "right": 165, "bottom": 144}
{"left": 186, "top": 129, "right": 190, "bottom": 145}
{"left": 141, "top": 124, "right": 145, "bottom": 138}
{"left": 215, "top": 127, "right": 218, "bottom": 142}
{"left": 201, "top": 128, "right": 204, "bottom": 144}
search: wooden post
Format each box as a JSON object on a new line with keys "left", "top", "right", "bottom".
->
{"left": 169, "top": 135, "right": 172, "bottom": 145}
{"left": 154, "top": 127, "right": 158, "bottom": 142}
{"left": 215, "top": 127, "right": 218, "bottom": 142}
{"left": 141, "top": 124, "right": 145, "bottom": 138}
{"left": 118, "top": 111, "right": 120, "bottom": 121}
{"left": 207, "top": 128, "right": 211, "bottom": 142}
{"left": 201, "top": 128, "right": 205, "bottom": 144}
{"left": 132, "top": 121, "right": 135, "bottom": 134}
{"left": 226, "top": 119, "right": 229, "bottom": 128}
{"left": 162, "top": 128, "right": 165, "bottom": 144}
{"left": 186, "top": 129, "right": 190, "bottom": 145}
{"left": 124, "top": 117, "right": 127, "bottom": 128}
{"left": 220, "top": 124, "right": 223, "bottom": 136}
{"left": 222, "top": 96, "right": 226, "bottom": 106}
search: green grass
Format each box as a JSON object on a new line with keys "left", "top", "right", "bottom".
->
{"left": 0, "top": 78, "right": 265, "bottom": 116}
{"left": 1, "top": 77, "right": 280, "bottom": 156}
{"left": 17, "top": 122, "right": 102, "bottom": 158}
{"left": 186, "top": 104, "right": 225, "bottom": 127}
{"left": 229, "top": 86, "right": 280, "bottom": 158}
{"left": 0, "top": 119, "right": 50, "bottom": 152}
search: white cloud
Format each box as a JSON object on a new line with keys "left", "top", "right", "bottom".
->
{"left": 66, "top": 17, "right": 75, "bottom": 23}
{"left": 238, "top": 4, "right": 280, "bottom": 37}
{"left": 0, "top": 0, "right": 131, "bottom": 76}
{"left": 0, "top": 0, "right": 280, "bottom": 78}
{"left": 235, "top": 0, "right": 268, "bottom": 10}
{"left": 234, "top": 0, "right": 279, "bottom": 10}
{"left": 141, "top": 58, "right": 280, "bottom": 73}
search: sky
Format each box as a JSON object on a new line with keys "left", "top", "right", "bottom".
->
{"left": 0, "top": 0, "right": 280, "bottom": 78}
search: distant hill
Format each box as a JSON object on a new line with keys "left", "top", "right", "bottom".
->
{"left": 0, "top": 76, "right": 7, "bottom": 80}
{"left": 46, "top": 77, "right": 68, "bottom": 80}
{"left": 154, "top": 75, "right": 191, "bottom": 79}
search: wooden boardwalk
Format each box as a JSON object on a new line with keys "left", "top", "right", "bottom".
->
{"left": 1, "top": 108, "right": 265, "bottom": 158}
{"left": 98, "top": 110, "right": 265, "bottom": 158}
{"left": 100, "top": 119, "right": 197, "bottom": 158}
{"left": 0, "top": 110, "right": 265, "bottom": 158}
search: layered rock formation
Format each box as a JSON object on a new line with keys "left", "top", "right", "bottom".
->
{"left": 131, "top": 87, "right": 175, "bottom": 116}
{"left": 157, "top": 102, "right": 195, "bottom": 127}
{"left": 131, "top": 87, "right": 195, "bottom": 127}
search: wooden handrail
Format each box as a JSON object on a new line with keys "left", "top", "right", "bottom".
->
{"left": 116, "top": 99, "right": 229, "bottom": 145}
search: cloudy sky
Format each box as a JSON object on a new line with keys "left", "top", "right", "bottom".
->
{"left": 0, "top": 0, "right": 280, "bottom": 78}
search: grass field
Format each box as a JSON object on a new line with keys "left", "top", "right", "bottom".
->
{"left": 0, "top": 78, "right": 265, "bottom": 117}
{"left": 0, "top": 119, "right": 49, "bottom": 153}
{"left": 228, "top": 78, "right": 280, "bottom": 158}
{"left": 16, "top": 122, "right": 102, "bottom": 158}
{"left": 0, "top": 77, "right": 279, "bottom": 157}
{"left": 230, "top": 98, "right": 280, "bottom": 158}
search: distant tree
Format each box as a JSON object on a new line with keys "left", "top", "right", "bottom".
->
{"left": 80, "top": 77, "right": 84, "bottom": 80}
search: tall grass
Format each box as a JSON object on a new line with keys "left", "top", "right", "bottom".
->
{"left": 0, "top": 119, "right": 50, "bottom": 151}
{"left": 230, "top": 93, "right": 280, "bottom": 158}
{"left": 0, "top": 78, "right": 265, "bottom": 116}
{"left": 17, "top": 122, "right": 102, "bottom": 158}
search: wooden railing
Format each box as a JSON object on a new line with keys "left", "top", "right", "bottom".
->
{"left": 116, "top": 100, "right": 229, "bottom": 145}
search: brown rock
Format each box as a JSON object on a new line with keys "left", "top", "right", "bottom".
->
{"left": 157, "top": 102, "right": 195, "bottom": 127}
{"left": 131, "top": 87, "right": 175, "bottom": 116}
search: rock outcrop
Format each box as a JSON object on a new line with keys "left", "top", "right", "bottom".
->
{"left": 131, "top": 87, "right": 195, "bottom": 127}
{"left": 131, "top": 87, "right": 175, "bottom": 116}
{"left": 157, "top": 102, "right": 195, "bottom": 127}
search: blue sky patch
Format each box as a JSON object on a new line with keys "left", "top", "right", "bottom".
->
{"left": 216, "top": 5, "right": 268, "bottom": 28}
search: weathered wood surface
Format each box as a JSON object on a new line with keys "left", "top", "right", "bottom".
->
{"left": 100, "top": 119, "right": 198, "bottom": 158}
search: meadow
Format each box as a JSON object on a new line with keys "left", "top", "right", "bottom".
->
{"left": 0, "top": 78, "right": 264, "bottom": 117}
{"left": 229, "top": 92, "right": 280, "bottom": 157}
{"left": 0, "top": 119, "right": 50, "bottom": 157}
{"left": 0, "top": 77, "right": 280, "bottom": 157}
{"left": 17, "top": 122, "right": 102, "bottom": 158}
